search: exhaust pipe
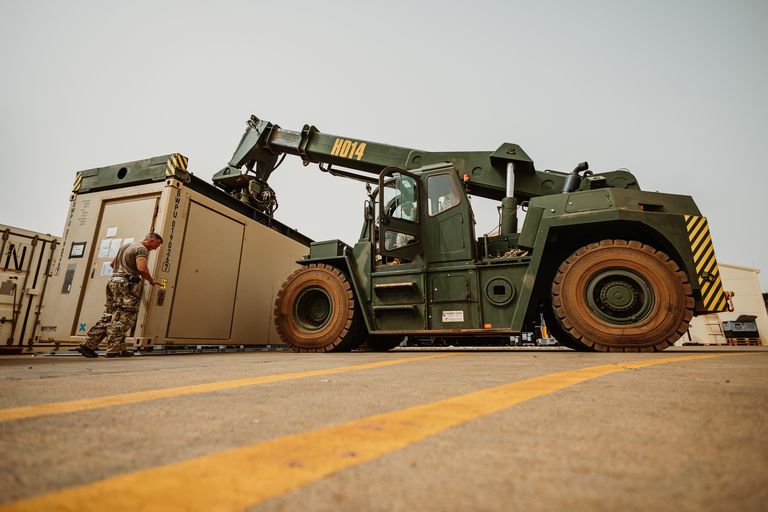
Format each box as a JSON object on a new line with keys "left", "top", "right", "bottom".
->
{"left": 562, "top": 161, "right": 589, "bottom": 193}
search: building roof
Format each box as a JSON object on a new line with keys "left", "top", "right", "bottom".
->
{"left": 719, "top": 262, "right": 761, "bottom": 274}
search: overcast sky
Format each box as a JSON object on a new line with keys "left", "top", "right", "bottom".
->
{"left": 1, "top": 0, "right": 766, "bottom": 290}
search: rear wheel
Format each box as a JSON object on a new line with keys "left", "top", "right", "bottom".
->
{"left": 274, "top": 264, "right": 364, "bottom": 352}
{"left": 551, "top": 240, "right": 693, "bottom": 352}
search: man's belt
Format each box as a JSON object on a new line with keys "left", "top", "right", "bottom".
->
{"left": 112, "top": 273, "right": 142, "bottom": 284}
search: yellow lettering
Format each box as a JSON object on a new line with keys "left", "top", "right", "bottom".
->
{"left": 340, "top": 140, "right": 352, "bottom": 158}
{"left": 332, "top": 139, "right": 366, "bottom": 160}
{"left": 354, "top": 142, "right": 367, "bottom": 160}
{"left": 331, "top": 138, "right": 343, "bottom": 156}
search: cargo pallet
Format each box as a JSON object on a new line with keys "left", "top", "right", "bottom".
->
{"left": 726, "top": 337, "right": 761, "bottom": 346}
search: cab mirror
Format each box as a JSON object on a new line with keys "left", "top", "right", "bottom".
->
{"left": 364, "top": 200, "right": 374, "bottom": 221}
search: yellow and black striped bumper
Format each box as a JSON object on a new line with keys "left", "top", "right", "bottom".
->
{"left": 166, "top": 153, "right": 190, "bottom": 181}
{"left": 684, "top": 215, "right": 728, "bottom": 312}
{"left": 72, "top": 172, "right": 83, "bottom": 192}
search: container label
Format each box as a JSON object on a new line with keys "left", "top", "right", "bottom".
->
{"left": 55, "top": 200, "right": 77, "bottom": 275}
{"left": 442, "top": 310, "right": 464, "bottom": 323}
{"left": 162, "top": 189, "right": 182, "bottom": 273}
{"left": 2, "top": 243, "right": 27, "bottom": 272}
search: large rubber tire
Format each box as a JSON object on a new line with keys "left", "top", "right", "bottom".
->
{"left": 274, "top": 264, "right": 364, "bottom": 352}
{"left": 551, "top": 240, "right": 694, "bottom": 352}
{"left": 542, "top": 308, "right": 591, "bottom": 351}
{"left": 365, "top": 335, "right": 404, "bottom": 352}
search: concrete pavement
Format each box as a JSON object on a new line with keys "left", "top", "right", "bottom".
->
{"left": 0, "top": 347, "right": 766, "bottom": 511}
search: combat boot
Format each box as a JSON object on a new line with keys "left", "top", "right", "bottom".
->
{"left": 76, "top": 345, "right": 98, "bottom": 358}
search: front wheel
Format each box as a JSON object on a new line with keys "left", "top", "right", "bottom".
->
{"left": 274, "top": 264, "right": 363, "bottom": 352}
{"left": 551, "top": 240, "right": 694, "bottom": 352}
{"left": 542, "top": 307, "right": 591, "bottom": 351}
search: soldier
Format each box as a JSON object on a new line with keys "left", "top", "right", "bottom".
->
{"left": 439, "top": 191, "right": 458, "bottom": 212}
{"left": 394, "top": 201, "right": 417, "bottom": 249}
{"left": 77, "top": 233, "right": 163, "bottom": 358}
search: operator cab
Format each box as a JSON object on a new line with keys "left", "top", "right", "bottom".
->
{"left": 370, "top": 163, "right": 475, "bottom": 266}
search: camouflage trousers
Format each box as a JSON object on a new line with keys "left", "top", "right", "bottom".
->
{"left": 83, "top": 275, "right": 142, "bottom": 354}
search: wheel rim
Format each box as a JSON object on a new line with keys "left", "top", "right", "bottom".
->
{"left": 585, "top": 269, "right": 654, "bottom": 325}
{"left": 294, "top": 287, "right": 333, "bottom": 331}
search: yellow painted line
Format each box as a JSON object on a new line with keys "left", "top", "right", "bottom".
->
{"left": 0, "top": 354, "right": 456, "bottom": 423}
{"left": 0, "top": 353, "right": 735, "bottom": 512}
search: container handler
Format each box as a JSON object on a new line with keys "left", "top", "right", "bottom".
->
{"left": 213, "top": 115, "right": 729, "bottom": 352}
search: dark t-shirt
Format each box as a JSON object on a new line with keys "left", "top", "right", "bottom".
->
{"left": 111, "top": 242, "right": 149, "bottom": 278}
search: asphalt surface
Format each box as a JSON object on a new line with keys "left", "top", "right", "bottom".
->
{"left": 0, "top": 346, "right": 766, "bottom": 511}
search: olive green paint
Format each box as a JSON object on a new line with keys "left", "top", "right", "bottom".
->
{"left": 213, "top": 116, "right": 725, "bottom": 338}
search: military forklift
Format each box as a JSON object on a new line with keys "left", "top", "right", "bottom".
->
{"left": 213, "top": 115, "right": 728, "bottom": 352}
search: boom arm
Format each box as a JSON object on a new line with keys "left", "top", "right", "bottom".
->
{"left": 212, "top": 115, "right": 640, "bottom": 216}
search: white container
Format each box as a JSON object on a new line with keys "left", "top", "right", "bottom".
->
{"left": 0, "top": 225, "right": 59, "bottom": 352}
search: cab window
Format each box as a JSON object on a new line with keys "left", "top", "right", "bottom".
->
{"left": 427, "top": 173, "right": 460, "bottom": 216}
{"left": 382, "top": 173, "right": 418, "bottom": 222}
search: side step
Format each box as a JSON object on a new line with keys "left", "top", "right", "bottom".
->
{"left": 373, "top": 282, "right": 415, "bottom": 291}
{"left": 372, "top": 304, "right": 417, "bottom": 313}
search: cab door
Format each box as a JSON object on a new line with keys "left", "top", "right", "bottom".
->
{"left": 370, "top": 168, "right": 426, "bottom": 331}
{"left": 421, "top": 169, "right": 474, "bottom": 264}
{"left": 420, "top": 169, "right": 480, "bottom": 330}
{"left": 377, "top": 167, "right": 421, "bottom": 262}
{"left": 74, "top": 195, "right": 159, "bottom": 336}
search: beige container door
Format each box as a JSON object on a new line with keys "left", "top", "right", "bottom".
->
{"left": 167, "top": 202, "right": 244, "bottom": 340}
{"left": 704, "top": 314, "right": 726, "bottom": 344}
{"left": 74, "top": 196, "right": 159, "bottom": 336}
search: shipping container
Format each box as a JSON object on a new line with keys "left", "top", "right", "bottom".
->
{"left": 676, "top": 263, "right": 767, "bottom": 346}
{"left": 38, "top": 154, "right": 310, "bottom": 349}
{"left": 0, "top": 225, "right": 59, "bottom": 352}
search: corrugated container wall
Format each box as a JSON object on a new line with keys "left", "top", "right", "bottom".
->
{"left": 38, "top": 154, "right": 310, "bottom": 349}
{"left": 1, "top": 226, "right": 59, "bottom": 352}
